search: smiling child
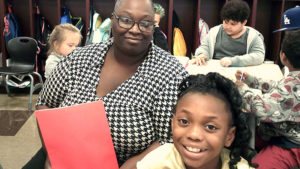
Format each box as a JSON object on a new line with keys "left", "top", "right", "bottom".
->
{"left": 137, "top": 73, "right": 256, "bottom": 169}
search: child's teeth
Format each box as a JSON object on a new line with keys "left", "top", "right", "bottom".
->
{"left": 186, "top": 146, "right": 201, "bottom": 152}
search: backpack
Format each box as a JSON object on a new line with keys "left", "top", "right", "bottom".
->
{"left": 35, "top": 6, "right": 52, "bottom": 78}
{"left": 3, "top": 6, "right": 21, "bottom": 44}
{"left": 85, "top": 6, "right": 95, "bottom": 45}
{"left": 198, "top": 18, "right": 209, "bottom": 46}
{"left": 173, "top": 27, "right": 187, "bottom": 56}
{"left": 153, "top": 27, "right": 168, "bottom": 52}
{"left": 172, "top": 11, "right": 187, "bottom": 56}
{"left": 61, "top": 6, "right": 84, "bottom": 32}
{"left": 87, "top": 11, "right": 112, "bottom": 44}
{"left": 92, "top": 17, "right": 111, "bottom": 43}
{"left": 60, "top": 7, "right": 71, "bottom": 24}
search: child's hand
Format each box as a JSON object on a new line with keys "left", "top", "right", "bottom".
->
{"left": 235, "top": 80, "right": 244, "bottom": 87}
{"left": 220, "top": 58, "right": 232, "bottom": 67}
{"left": 190, "top": 53, "right": 207, "bottom": 66}
{"left": 235, "top": 70, "right": 248, "bottom": 82}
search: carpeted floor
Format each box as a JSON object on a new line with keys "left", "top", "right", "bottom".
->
{"left": 0, "top": 110, "right": 33, "bottom": 136}
{"left": 0, "top": 94, "right": 42, "bottom": 169}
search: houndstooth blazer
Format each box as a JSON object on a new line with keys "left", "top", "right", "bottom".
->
{"left": 36, "top": 38, "right": 188, "bottom": 165}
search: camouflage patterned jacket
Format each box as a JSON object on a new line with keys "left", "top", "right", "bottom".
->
{"left": 239, "top": 71, "right": 300, "bottom": 145}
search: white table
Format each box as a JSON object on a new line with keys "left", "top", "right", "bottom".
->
{"left": 175, "top": 56, "right": 284, "bottom": 82}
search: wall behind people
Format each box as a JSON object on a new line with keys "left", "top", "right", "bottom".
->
{"left": 0, "top": 0, "right": 297, "bottom": 65}
{"left": 255, "top": 0, "right": 300, "bottom": 62}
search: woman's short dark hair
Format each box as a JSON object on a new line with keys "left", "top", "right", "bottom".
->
{"left": 175, "top": 73, "right": 257, "bottom": 169}
{"left": 281, "top": 29, "right": 300, "bottom": 68}
{"left": 114, "top": 0, "right": 154, "bottom": 12}
{"left": 221, "top": 0, "right": 250, "bottom": 23}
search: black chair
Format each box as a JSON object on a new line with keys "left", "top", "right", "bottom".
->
{"left": 0, "top": 37, "right": 43, "bottom": 110}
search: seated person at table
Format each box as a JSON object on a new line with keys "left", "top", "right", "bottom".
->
{"left": 153, "top": 3, "right": 169, "bottom": 52}
{"left": 273, "top": 6, "right": 300, "bottom": 74}
{"left": 192, "top": 0, "right": 265, "bottom": 67}
{"left": 22, "top": 0, "right": 188, "bottom": 169}
{"left": 137, "top": 73, "right": 256, "bottom": 169}
{"left": 236, "top": 29, "right": 300, "bottom": 169}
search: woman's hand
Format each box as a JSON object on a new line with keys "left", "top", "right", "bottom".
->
{"left": 44, "top": 156, "right": 52, "bottom": 169}
{"left": 120, "top": 141, "right": 161, "bottom": 169}
{"left": 36, "top": 105, "right": 50, "bottom": 110}
{"left": 36, "top": 105, "right": 51, "bottom": 169}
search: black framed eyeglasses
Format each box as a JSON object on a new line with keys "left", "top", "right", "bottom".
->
{"left": 112, "top": 12, "right": 155, "bottom": 33}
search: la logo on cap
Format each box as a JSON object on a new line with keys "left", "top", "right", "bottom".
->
{"left": 284, "top": 15, "right": 290, "bottom": 25}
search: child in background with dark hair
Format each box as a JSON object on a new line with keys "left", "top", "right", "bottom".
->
{"left": 137, "top": 72, "right": 256, "bottom": 169}
{"left": 273, "top": 6, "right": 300, "bottom": 73}
{"left": 44, "top": 23, "right": 82, "bottom": 78}
{"left": 236, "top": 30, "right": 300, "bottom": 169}
{"left": 192, "top": 0, "right": 265, "bottom": 67}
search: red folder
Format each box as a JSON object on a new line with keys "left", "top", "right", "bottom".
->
{"left": 35, "top": 101, "right": 119, "bottom": 169}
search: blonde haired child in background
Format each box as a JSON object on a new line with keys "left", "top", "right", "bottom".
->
{"left": 137, "top": 73, "right": 256, "bottom": 169}
{"left": 44, "top": 23, "right": 82, "bottom": 78}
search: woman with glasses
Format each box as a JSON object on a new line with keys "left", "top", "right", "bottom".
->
{"left": 22, "top": 0, "right": 188, "bottom": 169}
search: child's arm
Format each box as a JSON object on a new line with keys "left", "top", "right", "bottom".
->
{"left": 227, "top": 34, "right": 265, "bottom": 67}
{"left": 245, "top": 75, "right": 278, "bottom": 93}
{"left": 236, "top": 70, "right": 278, "bottom": 93}
{"left": 239, "top": 76, "right": 298, "bottom": 123}
{"left": 44, "top": 55, "right": 62, "bottom": 79}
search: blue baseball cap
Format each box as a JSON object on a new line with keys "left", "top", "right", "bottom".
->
{"left": 273, "top": 6, "right": 300, "bottom": 33}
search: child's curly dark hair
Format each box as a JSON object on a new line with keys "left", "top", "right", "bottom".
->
{"left": 281, "top": 29, "right": 300, "bottom": 68}
{"left": 220, "top": 0, "right": 250, "bottom": 23}
{"left": 175, "top": 72, "right": 256, "bottom": 169}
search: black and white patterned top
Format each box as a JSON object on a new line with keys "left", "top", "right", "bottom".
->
{"left": 36, "top": 38, "right": 188, "bottom": 165}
